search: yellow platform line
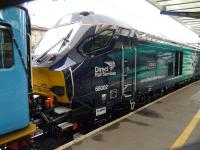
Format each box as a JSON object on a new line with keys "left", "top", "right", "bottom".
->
{"left": 171, "top": 109, "right": 200, "bottom": 150}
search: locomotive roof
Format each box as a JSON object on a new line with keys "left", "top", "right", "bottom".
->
{"left": 81, "top": 13, "right": 132, "bottom": 29}
{"left": 56, "top": 11, "right": 199, "bottom": 51}
{"left": 56, "top": 11, "right": 132, "bottom": 30}
{"left": 134, "top": 29, "right": 200, "bottom": 51}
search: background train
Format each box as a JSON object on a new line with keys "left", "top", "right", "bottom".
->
{"left": 32, "top": 11, "right": 200, "bottom": 133}
{"left": 0, "top": 6, "right": 36, "bottom": 149}
{"left": 0, "top": 6, "right": 31, "bottom": 136}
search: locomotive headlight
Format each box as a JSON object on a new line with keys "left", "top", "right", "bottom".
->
{"left": 101, "top": 94, "right": 107, "bottom": 104}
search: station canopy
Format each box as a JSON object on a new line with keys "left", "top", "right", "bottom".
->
{"left": 146, "top": 0, "right": 200, "bottom": 36}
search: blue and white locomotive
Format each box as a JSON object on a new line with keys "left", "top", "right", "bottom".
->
{"left": 32, "top": 12, "right": 200, "bottom": 132}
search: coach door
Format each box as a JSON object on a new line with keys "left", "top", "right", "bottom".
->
{"left": 120, "top": 34, "right": 135, "bottom": 101}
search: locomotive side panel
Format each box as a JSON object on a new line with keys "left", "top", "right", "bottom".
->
{"left": 136, "top": 41, "right": 176, "bottom": 93}
{"left": 135, "top": 41, "right": 200, "bottom": 95}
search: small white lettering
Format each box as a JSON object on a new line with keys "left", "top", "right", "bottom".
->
{"left": 95, "top": 85, "right": 108, "bottom": 92}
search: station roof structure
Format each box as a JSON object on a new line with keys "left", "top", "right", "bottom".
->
{"left": 146, "top": 0, "right": 200, "bottom": 37}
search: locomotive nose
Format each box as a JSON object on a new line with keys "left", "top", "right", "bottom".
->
{"left": 32, "top": 67, "right": 70, "bottom": 104}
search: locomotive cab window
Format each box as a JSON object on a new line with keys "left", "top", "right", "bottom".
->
{"left": 82, "top": 30, "right": 114, "bottom": 53}
{"left": 0, "top": 25, "right": 13, "bottom": 68}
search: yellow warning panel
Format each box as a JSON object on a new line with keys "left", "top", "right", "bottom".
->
{"left": 0, "top": 123, "right": 36, "bottom": 145}
{"left": 32, "top": 67, "right": 70, "bottom": 104}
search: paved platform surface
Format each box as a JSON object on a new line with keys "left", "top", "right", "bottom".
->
{"left": 58, "top": 81, "right": 200, "bottom": 150}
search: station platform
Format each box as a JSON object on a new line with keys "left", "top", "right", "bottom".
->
{"left": 57, "top": 81, "right": 200, "bottom": 150}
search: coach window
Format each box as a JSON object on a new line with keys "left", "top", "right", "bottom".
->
{"left": 0, "top": 25, "right": 13, "bottom": 68}
{"left": 82, "top": 30, "right": 114, "bottom": 53}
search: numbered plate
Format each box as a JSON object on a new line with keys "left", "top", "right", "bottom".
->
{"left": 96, "top": 107, "right": 106, "bottom": 116}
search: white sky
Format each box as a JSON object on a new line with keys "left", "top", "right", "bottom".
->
{"left": 27, "top": 0, "right": 199, "bottom": 44}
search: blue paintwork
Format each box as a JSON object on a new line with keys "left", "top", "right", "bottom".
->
{"left": 0, "top": 7, "right": 29, "bottom": 135}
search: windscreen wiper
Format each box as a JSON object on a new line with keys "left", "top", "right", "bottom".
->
{"left": 58, "top": 29, "right": 73, "bottom": 52}
{"left": 36, "top": 29, "right": 73, "bottom": 63}
{"left": 36, "top": 37, "right": 64, "bottom": 63}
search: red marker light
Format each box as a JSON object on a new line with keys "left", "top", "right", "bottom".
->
{"left": 48, "top": 55, "right": 56, "bottom": 64}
